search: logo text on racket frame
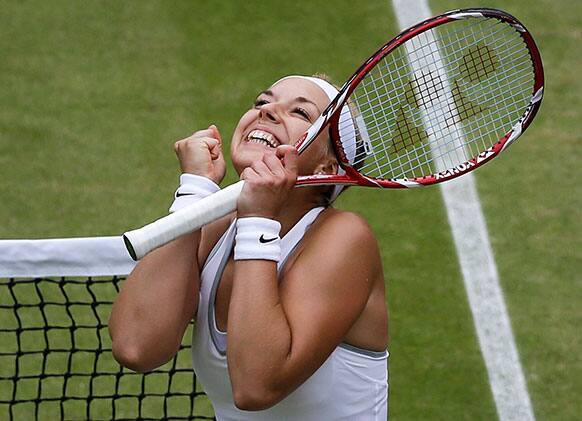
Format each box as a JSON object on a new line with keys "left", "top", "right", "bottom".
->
{"left": 434, "top": 148, "right": 494, "bottom": 180}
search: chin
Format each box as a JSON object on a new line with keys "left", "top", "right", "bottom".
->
{"left": 231, "top": 146, "right": 267, "bottom": 173}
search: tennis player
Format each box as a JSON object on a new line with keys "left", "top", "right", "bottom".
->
{"left": 110, "top": 75, "right": 389, "bottom": 420}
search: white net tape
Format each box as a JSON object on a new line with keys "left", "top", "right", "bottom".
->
{"left": 0, "top": 237, "right": 136, "bottom": 278}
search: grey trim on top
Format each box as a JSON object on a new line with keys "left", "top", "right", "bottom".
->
{"left": 207, "top": 224, "right": 235, "bottom": 356}
{"left": 339, "top": 342, "right": 389, "bottom": 359}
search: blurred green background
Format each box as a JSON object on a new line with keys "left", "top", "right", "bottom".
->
{"left": 0, "top": 0, "right": 580, "bottom": 419}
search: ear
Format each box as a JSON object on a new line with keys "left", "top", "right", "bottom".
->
{"left": 314, "top": 156, "right": 339, "bottom": 175}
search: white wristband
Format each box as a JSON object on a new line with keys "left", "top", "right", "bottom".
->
{"left": 169, "top": 173, "right": 220, "bottom": 213}
{"left": 234, "top": 217, "right": 282, "bottom": 262}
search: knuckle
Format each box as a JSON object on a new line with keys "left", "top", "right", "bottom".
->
{"left": 192, "top": 129, "right": 212, "bottom": 139}
{"left": 185, "top": 138, "right": 204, "bottom": 150}
{"left": 251, "top": 162, "right": 263, "bottom": 172}
{"left": 241, "top": 168, "right": 253, "bottom": 179}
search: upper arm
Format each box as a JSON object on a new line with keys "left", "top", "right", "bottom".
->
{"left": 277, "top": 212, "right": 381, "bottom": 385}
{"left": 110, "top": 232, "right": 203, "bottom": 371}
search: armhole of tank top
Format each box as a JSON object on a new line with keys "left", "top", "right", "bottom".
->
{"left": 207, "top": 239, "right": 232, "bottom": 356}
{"left": 200, "top": 221, "right": 236, "bottom": 356}
{"left": 202, "top": 220, "right": 235, "bottom": 272}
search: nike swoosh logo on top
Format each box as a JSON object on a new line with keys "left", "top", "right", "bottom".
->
{"left": 259, "top": 234, "right": 278, "bottom": 244}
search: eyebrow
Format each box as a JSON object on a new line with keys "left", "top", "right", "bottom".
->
{"left": 258, "top": 90, "right": 322, "bottom": 113}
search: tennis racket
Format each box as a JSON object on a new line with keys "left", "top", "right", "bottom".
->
{"left": 123, "top": 7, "right": 544, "bottom": 260}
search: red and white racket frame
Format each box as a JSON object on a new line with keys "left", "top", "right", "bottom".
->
{"left": 294, "top": 8, "right": 544, "bottom": 189}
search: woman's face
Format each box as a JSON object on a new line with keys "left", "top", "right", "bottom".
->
{"left": 230, "top": 77, "right": 333, "bottom": 175}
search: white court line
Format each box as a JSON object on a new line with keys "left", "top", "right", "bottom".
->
{"left": 390, "top": 1, "right": 535, "bottom": 420}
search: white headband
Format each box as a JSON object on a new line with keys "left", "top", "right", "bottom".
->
{"left": 273, "top": 75, "right": 362, "bottom": 202}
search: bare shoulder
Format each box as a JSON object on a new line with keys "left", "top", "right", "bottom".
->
{"left": 287, "top": 207, "right": 382, "bottom": 282}
{"left": 307, "top": 208, "right": 380, "bottom": 257}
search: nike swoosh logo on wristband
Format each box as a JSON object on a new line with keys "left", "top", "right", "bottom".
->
{"left": 259, "top": 234, "right": 278, "bottom": 244}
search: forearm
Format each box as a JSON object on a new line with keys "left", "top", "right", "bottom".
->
{"left": 227, "top": 260, "right": 296, "bottom": 404}
{"left": 109, "top": 232, "right": 200, "bottom": 371}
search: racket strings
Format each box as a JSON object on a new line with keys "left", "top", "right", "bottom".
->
{"left": 349, "top": 26, "right": 530, "bottom": 133}
{"left": 346, "top": 27, "right": 492, "bottom": 171}
{"left": 356, "top": 46, "right": 531, "bottom": 162}
{"left": 369, "top": 21, "right": 528, "bottom": 173}
{"left": 339, "top": 17, "right": 535, "bottom": 181}
{"left": 391, "top": 71, "right": 534, "bottom": 176}
{"left": 391, "top": 20, "right": 530, "bottom": 176}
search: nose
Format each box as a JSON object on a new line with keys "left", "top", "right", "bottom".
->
{"left": 258, "top": 102, "right": 281, "bottom": 123}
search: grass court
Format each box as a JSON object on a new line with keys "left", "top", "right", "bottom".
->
{"left": 0, "top": 1, "right": 580, "bottom": 419}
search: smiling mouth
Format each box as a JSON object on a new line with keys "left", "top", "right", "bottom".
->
{"left": 246, "top": 130, "right": 279, "bottom": 148}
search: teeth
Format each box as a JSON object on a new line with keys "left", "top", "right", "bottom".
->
{"left": 247, "top": 130, "right": 277, "bottom": 148}
{"left": 249, "top": 138, "right": 271, "bottom": 147}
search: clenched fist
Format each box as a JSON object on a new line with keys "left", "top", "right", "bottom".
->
{"left": 174, "top": 125, "right": 227, "bottom": 185}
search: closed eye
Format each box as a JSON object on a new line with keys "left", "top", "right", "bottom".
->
{"left": 294, "top": 107, "right": 311, "bottom": 121}
{"left": 254, "top": 98, "right": 269, "bottom": 108}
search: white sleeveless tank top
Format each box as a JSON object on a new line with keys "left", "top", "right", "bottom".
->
{"left": 191, "top": 207, "right": 389, "bottom": 420}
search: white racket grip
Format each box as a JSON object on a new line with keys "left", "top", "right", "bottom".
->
{"left": 123, "top": 181, "right": 245, "bottom": 261}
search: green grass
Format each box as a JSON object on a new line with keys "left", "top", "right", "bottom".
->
{"left": 0, "top": 0, "right": 580, "bottom": 420}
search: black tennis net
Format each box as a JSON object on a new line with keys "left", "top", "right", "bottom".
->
{"left": 0, "top": 275, "right": 215, "bottom": 420}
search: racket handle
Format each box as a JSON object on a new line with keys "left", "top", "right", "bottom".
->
{"left": 123, "top": 180, "right": 245, "bottom": 261}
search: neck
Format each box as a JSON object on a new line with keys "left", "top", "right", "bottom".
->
{"left": 277, "top": 188, "right": 327, "bottom": 237}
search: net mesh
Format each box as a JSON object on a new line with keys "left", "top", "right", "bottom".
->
{"left": 340, "top": 15, "right": 535, "bottom": 180}
{"left": 0, "top": 276, "right": 215, "bottom": 420}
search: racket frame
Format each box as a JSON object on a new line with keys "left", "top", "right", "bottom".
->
{"left": 293, "top": 7, "right": 544, "bottom": 189}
